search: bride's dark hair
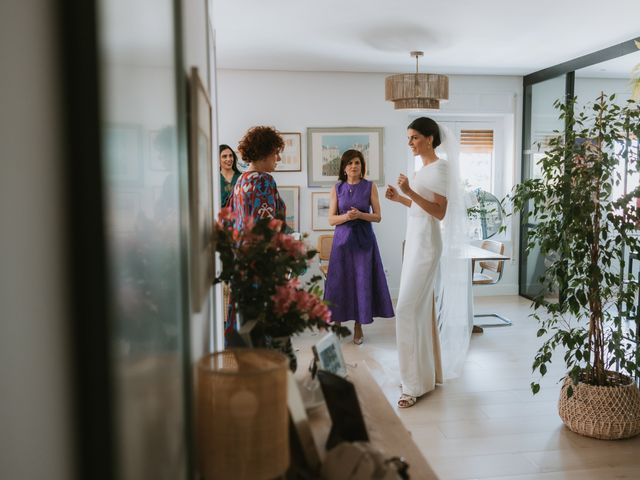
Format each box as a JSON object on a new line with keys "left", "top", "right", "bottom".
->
{"left": 407, "top": 117, "right": 441, "bottom": 148}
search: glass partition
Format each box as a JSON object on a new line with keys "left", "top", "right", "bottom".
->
{"left": 98, "top": 0, "right": 189, "bottom": 477}
{"left": 520, "top": 75, "right": 567, "bottom": 298}
{"left": 520, "top": 37, "right": 640, "bottom": 300}
{"left": 574, "top": 49, "right": 640, "bottom": 107}
{"left": 574, "top": 54, "right": 640, "bottom": 284}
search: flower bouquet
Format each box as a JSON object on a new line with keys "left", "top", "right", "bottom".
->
{"left": 215, "top": 207, "right": 349, "bottom": 345}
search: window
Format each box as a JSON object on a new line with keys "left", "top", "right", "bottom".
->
{"left": 410, "top": 119, "right": 503, "bottom": 197}
{"left": 459, "top": 128, "right": 494, "bottom": 192}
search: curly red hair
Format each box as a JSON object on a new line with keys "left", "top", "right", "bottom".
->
{"left": 237, "top": 126, "right": 284, "bottom": 163}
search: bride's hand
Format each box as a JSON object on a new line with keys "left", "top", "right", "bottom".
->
{"left": 385, "top": 185, "right": 399, "bottom": 202}
{"left": 398, "top": 174, "right": 411, "bottom": 194}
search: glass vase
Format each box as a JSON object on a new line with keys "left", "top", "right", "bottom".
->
{"left": 270, "top": 336, "right": 297, "bottom": 372}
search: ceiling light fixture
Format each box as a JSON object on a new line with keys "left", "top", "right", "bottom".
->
{"left": 385, "top": 51, "right": 449, "bottom": 110}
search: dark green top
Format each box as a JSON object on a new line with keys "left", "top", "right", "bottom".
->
{"left": 220, "top": 172, "right": 241, "bottom": 207}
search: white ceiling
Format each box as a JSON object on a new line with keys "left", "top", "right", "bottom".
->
{"left": 212, "top": 0, "right": 640, "bottom": 77}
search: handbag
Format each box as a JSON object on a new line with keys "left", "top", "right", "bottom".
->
{"left": 321, "top": 442, "right": 410, "bottom": 480}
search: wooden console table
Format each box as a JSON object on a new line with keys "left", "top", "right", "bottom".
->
{"left": 304, "top": 361, "right": 438, "bottom": 479}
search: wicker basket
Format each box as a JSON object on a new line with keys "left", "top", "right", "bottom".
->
{"left": 196, "top": 349, "right": 289, "bottom": 479}
{"left": 558, "top": 372, "right": 640, "bottom": 440}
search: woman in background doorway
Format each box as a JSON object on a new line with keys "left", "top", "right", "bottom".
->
{"left": 219, "top": 144, "right": 241, "bottom": 207}
{"left": 324, "top": 149, "right": 394, "bottom": 345}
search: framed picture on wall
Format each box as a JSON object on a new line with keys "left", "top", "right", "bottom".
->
{"left": 311, "top": 191, "right": 334, "bottom": 231}
{"left": 105, "top": 124, "right": 143, "bottom": 186}
{"left": 276, "top": 132, "right": 302, "bottom": 172}
{"left": 307, "top": 127, "right": 384, "bottom": 187}
{"left": 188, "top": 67, "right": 216, "bottom": 312}
{"left": 236, "top": 155, "right": 250, "bottom": 172}
{"left": 279, "top": 186, "right": 300, "bottom": 232}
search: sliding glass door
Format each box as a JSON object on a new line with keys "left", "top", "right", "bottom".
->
{"left": 519, "top": 75, "right": 567, "bottom": 298}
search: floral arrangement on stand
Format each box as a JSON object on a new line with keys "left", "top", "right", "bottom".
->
{"left": 214, "top": 208, "right": 349, "bottom": 366}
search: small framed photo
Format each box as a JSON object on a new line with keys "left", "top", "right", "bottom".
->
{"left": 311, "top": 191, "right": 333, "bottom": 231}
{"left": 307, "top": 127, "right": 384, "bottom": 187}
{"left": 279, "top": 186, "right": 300, "bottom": 232}
{"left": 276, "top": 132, "right": 302, "bottom": 172}
{"left": 312, "top": 333, "right": 347, "bottom": 378}
{"left": 287, "top": 372, "right": 321, "bottom": 473}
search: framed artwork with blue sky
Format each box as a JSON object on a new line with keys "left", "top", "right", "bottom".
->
{"left": 307, "top": 127, "right": 384, "bottom": 187}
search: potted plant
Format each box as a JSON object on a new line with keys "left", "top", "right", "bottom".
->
{"left": 508, "top": 93, "right": 640, "bottom": 439}
{"left": 214, "top": 208, "right": 348, "bottom": 370}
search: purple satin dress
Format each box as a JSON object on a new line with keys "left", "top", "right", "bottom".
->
{"left": 323, "top": 180, "right": 394, "bottom": 324}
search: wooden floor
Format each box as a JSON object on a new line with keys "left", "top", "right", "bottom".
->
{"left": 294, "top": 295, "right": 640, "bottom": 480}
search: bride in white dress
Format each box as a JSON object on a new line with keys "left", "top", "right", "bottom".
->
{"left": 386, "top": 117, "right": 471, "bottom": 408}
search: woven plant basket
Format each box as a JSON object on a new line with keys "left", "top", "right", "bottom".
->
{"left": 558, "top": 371, "right": 640, "bottom": 440}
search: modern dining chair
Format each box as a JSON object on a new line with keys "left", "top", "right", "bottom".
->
{"left": 317, "top": 234, "right": 334, "bottom": 279}
{"left": 472, "top": 239, "right": 512, "bottom": 327}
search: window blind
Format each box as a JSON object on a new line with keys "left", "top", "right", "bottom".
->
{"left": 460, "top": 129, "right": 494, "bottom": 153}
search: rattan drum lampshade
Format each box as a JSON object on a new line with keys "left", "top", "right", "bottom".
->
{"left": 385, "top": 51, "right": 449, "bottom": 110}
{"left": 196, "top": 349, "right": 290, "bottom": 480}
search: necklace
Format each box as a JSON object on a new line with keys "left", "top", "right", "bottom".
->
{"left": 347, "top": 180, "right": 361, "bottom": 194}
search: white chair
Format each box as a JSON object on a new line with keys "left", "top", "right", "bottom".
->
{"left": 472, "top": 239, "right": 512, "bottom": 327}
{"left": 317, "top": 234, "right": 333, "bottom": 279}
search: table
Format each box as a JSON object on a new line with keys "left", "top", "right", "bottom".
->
{"left": 463, "top": 243, "right": 511, "bottom": 330}
{"left": 299, "top": 361, "right": 438, "bottom": 479}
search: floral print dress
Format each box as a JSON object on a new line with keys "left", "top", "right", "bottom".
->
{"left": 224, "top": 171, "right": 287, "bottom": 341}
{"left": 227, "top": 171, "right": 287, "bottom": 231}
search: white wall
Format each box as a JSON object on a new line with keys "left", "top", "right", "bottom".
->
{"left": 0, "top": 1, "right": 73, "bottom": 479}
{"left": 217, "top": 70, "right": 523, "bottom": 297}
{"left": 182, "top": 0, "right": 218, "bottom": 355}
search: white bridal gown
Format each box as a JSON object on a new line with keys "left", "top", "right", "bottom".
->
{"left": 396, "top": 159, "right": 448, "bottom": 397}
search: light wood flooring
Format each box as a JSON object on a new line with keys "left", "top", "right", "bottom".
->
{"left": 293, "top": 295, "right": 640, "bottom": 480}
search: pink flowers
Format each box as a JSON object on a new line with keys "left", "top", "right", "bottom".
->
{"left": 271, "top": 280, "right": 332, "bottom": 326}
{"left": 268, "top": 218, "right": 284, "bottom": 232}
{"left": 218, "top": 207, "right": 234, "bottom": 221}
{"left": 272, "top": 232, "right": 307, "bottom": 256}
{"left": 215, "top": 205, "right": 338, "bottom": 337}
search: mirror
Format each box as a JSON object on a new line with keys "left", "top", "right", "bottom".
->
{"left": 467, "top": 188, "right": 505, "bottom": 239}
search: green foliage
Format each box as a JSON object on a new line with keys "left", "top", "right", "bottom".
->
{"left": 506, "top": 94, "right": 640, "bottom": 394}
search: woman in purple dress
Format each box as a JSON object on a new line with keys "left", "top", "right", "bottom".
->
{"left": 323, "top": 149, "right": 394, "bottom": 344}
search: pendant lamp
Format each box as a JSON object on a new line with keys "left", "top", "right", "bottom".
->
{"left": 385, "top": 51, "right": 449, "bottom": 109}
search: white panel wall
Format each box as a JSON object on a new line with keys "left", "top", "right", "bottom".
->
{"left": 0, "top": 1, "right": 73, "bottom": 479}
{"left": 217, "top": 70, "right": 523, "bottom": 298}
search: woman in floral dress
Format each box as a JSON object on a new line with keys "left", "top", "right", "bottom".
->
{"left": 225, "top": 126, "right": 287, "bottom": 340}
